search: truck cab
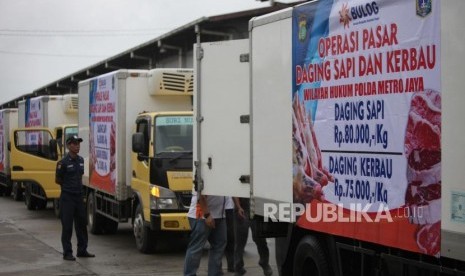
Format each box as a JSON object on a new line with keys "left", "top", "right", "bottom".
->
{"left": 10, "top": 124, "right": 78, "bottom": 212}
{"left": 132, "top": 111, "right": 193, "bottom": 253}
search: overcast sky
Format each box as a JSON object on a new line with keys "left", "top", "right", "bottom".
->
{"left": 0, "top": 0, "right": 297, "bottom": 104}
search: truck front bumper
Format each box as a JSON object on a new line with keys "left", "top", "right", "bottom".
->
{"left": 150, "top": 212, "right": 190, "bottom": 231}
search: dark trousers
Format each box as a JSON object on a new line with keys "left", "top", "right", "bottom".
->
{"left": 234, "top": 210, "right": 270, "bottom": 271}
{"left": 224, "top": 209, "right": 235, "bottom": 270}
{"left": 60, "top": 192, "right": 88, "bottom": 256}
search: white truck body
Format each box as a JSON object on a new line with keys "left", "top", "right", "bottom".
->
{"left": 17, "top": 95, "right": 78, "bottom": 128}
{"left": 0, "top": 109, "right": 18, "bottom": 176}
{"left": 195, "top": 0, "right": 465, "bottom": 266}
{"left": 78, "top": 69, "right": 193, "bottom": 201}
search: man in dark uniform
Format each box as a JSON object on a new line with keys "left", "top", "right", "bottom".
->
{"left": 55, "top": 135, "right": 95, "bottom": 261}
{"left": 233, "top": 197, "right": 272, "bottom": 276}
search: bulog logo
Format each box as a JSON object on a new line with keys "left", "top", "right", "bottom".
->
{"left": 340, "top": 1, "right": 380, "bottom": 28}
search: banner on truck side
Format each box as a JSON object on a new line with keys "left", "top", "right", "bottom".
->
{"left": 25, "top": 98, "right": 44, "bottom": 147}
{"left": 0, "top": 111, "right": 4, "bottom": 172}
{"left": 292, "top": 0, "right": 440, "bottom": 256}
{"left": 89, "top": 74, "right": 118, "bottom": 194}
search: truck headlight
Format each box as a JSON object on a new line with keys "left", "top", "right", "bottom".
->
{"left": 150, "top": 185, "right": 179, "bottom": 210}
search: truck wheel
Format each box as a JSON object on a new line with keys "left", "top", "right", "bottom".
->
{"left": 24, "top": 184, "right": 37, "bottom": 210}
{"left": 87, "top": 192, "right": 104, "bottom": 234}
{"left": 133, "top": 205, "right": 155, "bottom": 254}
{"left": 36, "top": 198, "right": 47, "bottom": 210}
{"left": 293, "top": 236, "right": 330, "bottom": 276}
{"left": 0, "top": 185, "right": 4, "bottom": 196}
{"left": 53, "top": 199, "right": 60, "bottom": 218}
{"left": 103, "top": 217, "right": 119, "bottom": 234}
{"left": 12, "top": 182, "right": 23, "bottom": 201}
{"left": 4, "top": 185, "right": 12, "bottom": 197}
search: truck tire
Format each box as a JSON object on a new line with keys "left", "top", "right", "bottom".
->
{"left": 103, "top": 217, "right": 119, "bottom": 234}
{"left": 36, "top": 198, "right": 47, "bottom": 210}
{"left": 12, "top": 182, "right": 23, "bottom": 201}
{"left": 133, "top": 205, "right": 156, "bottom": 254}
{"left": 53, "top": 199, "right": 60, "bottom": 218}
{"left": 3, "top": 185, "right": 12, "bottom": 197}
{"left": 87, "top": 192, "right": 104, "bottom": 234}
{"left": 24, "top": 184, "right": 37, "bottom": 210}
{"left": 293, "top": 236, "right": 330, "bottom": 276}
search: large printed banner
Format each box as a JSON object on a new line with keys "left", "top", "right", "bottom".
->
{"left": 89, "top": 75, "right": 117, "bottom": 194}
{"left": 25, "top": 98, "right": 44, "bottom": 146}
{"left": 292, "top": 0, "right": 440, "bottom": 256}
{"left": 0, "top": 112, "right": 4, "bottom": 172}
{"left": 25, "top": 98, "right": 43, "bottom": 127}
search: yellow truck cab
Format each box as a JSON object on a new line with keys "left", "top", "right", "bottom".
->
{"left": 9, "top": 94, "right": 78, "bottom": 213}
{"left": 10, "top": 124, "right": 78, "bottom": 212}
{"left": 132, "top": 111, "right": 193, "bottom": 253}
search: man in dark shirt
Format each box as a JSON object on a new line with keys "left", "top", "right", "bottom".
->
{"left": 55, "top": 135, "right": 95, "bottom": 261}
{"left": 233, "top": 197, "right": 272, "bottom": 276}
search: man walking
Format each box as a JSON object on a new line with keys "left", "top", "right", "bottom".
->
{"left": 184, "top": 191, "right": 227, "bottom": 276}
{"left": 234, "top": 197, "right": 272, "bottom": 276}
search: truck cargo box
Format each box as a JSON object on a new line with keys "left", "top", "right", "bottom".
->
{"left": 0, "top": 109, "right": 18, "bottom": 179}
{"left": 18, "top": 95, "right": 78, "bottom": 128}
{"left": 78, "top": 69, "right": 193, "bottom": 201}
{"left": 195, "top": 0, "right": 465, "bottom": 261}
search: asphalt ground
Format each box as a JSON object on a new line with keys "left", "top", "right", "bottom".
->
{"left": 0, "top": 195, "right": 277, "bottom": 276}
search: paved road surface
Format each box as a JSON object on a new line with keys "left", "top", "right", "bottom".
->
{"left": 0, "top": 196, "right": 277, "bottom": 275}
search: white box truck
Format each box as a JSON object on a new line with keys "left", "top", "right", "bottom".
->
{"left": 194, "top": 0, "right": 465, "bottom": 274}
{"left": 78, "top": 69, "right": 194, "bottom": 253}
{"left": 10, "top": 95, "right": 78, "bottom": 212}
{"left": 0, "top": 108, "right": 18, "bottom": 199}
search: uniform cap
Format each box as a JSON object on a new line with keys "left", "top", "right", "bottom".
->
{"left": 66, "top": 135, "right": 83, "bottom": 144}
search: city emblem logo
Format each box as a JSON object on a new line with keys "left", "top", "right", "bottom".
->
{"left": 416, "top": 0, "right": 432, "bottom": 17}
{"left": 298, "top": 14, "right": 307, "bottom": 42}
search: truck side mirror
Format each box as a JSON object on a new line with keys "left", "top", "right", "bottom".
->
{"left": 132, "top": 133, "right": 145, "bottom": 153}
{"left": 132, "top": 133, "right": 148, "bottom": 161}
{"left": 7, "top": 141, "right": 11, "bottom": 152}
{"left": 49, "top": 139, "right": 58, "bottom": 160}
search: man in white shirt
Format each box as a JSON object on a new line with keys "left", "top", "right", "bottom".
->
{"left": 184, "top": 191, "right": 227, "bottom": 276}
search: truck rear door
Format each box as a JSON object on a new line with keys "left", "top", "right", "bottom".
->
{"left": 194, "top": 39, "right": 250, "bottom": 198}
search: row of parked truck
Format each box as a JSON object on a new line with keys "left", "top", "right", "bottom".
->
{"left": 1, "top": 0, "right": 465, "bottom": 275}
{"left": 0, "top": 68, "right": 194, "bottom": 253}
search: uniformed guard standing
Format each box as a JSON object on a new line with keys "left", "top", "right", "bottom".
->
{"left": 55, "top": 135, "right": 95, "bottom": 261}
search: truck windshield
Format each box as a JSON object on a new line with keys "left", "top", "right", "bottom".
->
{"left": 154, "top": 115, "right": 193, "bottom": 153}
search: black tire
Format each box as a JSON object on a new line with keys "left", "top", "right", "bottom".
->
{"left": 0, "top": 185, "right": 4, "bottom": 196}
{"left": 12, "top": 182, "right": 23, "bottom": 201}
{"left": 36, "top": 198, "right": 47, "bottom": 210}
{"left": 103, "top": 217, "right": 119, "bottom": 234}
{"left": 53, "top": 198, "right": 60, "bottom": 218}
{"left": 87, "top": 192, "right": 104, "bottom": 234}
{"left": 4, "top": 185, "right": 12, "bottom": 197}
{"left": 24, "top": 184, "right": 37, "bottom": 210}
{"left": 293, "top": 236, "right": 330, "bottom": 276}
{"left": 133, "top": 205, "right": 155, "bottom": 254}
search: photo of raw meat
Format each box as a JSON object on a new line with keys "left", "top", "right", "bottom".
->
{"left": 293, "top": 96, "right": 333, "bottom": 204}
{"left": 404, "top": 89, "right": 441, "bottom": 256}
